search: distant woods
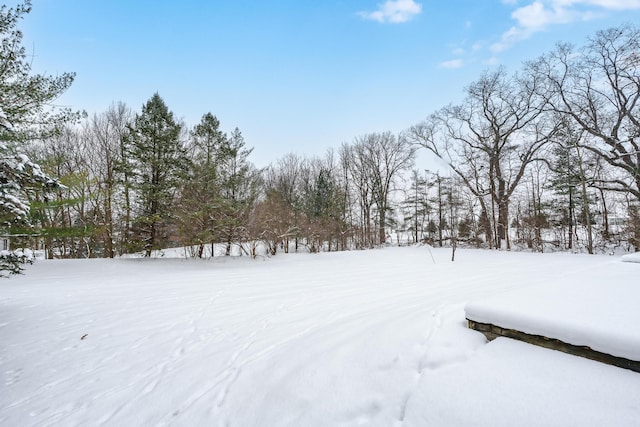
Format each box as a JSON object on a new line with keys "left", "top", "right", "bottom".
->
{"left": 6, "top": 14, "right": 640, "bottom": 258}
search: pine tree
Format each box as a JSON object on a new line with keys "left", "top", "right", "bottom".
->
{"left": 402, "top": 170, "right": 431, "bottom": 244}
{"left": 125, "top": 94, "right": 188, "bottom": 256}
{"left": 0, "top": 1, "right": 75, "bottom": 275}
{"left": 303, "top": 167, "right": 338, "bottom": 251}
{"left": 218, "top": 128, "right": 260, "bottom": 256}
{"left": 548, "top": 125, "right": 594, "bottom": 253}
{"left": 176, "top": 112, "right": 227, "bottom": 257}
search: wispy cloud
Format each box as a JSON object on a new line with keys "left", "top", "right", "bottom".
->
{"left": 492, "top": 0, "right": 640, "bottom": 52}
{"left": 358, "top": 0, "right": 422, "bottom": 24}
{"left": 439, "top": 59, "right": 465, "bottom": 69}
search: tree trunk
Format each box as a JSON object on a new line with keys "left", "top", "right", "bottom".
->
{"left": 497, "top": 198, "right": 510, "bottom": 250}
{"left": 437, "top": 176, "right": 444, "bottom": 247}
{"left": 599, "top": 187, "right": 609, "bottom": 240}
{"left": 451, "top": 236, "right": 457, "bottom": 261}
{"left": 568, "top": 188, "right": 574, "bottom": 250}
{"left": 479, "top": 203, "right": 492, "bottom": 248}
{"left": 574, "top": 146, "right": 593, "bottom": 254}
{"left": 379, "top": 207, "right": 386, "bottom": 245}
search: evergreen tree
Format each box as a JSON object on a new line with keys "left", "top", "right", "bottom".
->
{"left": 402, "top": 170, "right": 431, "bottom": 244}
{"left": 0, "top": 1, "right": 75, "bottom": 275}
{"left": 125, "top": 94, "right": 188, "bottom": 256}
{"left": 218, "top": 128, "right": 260, "bottom": 256}
{"left": 548, "top": 123, "right": 594, "bottom": 253}
{"left": 303, "top": 167, "right": 338, "bottom": 251}
{"left": 548, "top": 142, "right": 581, "bottom": 249}
{"left": 176, "top": 113, "right": 226, "bottom": 257}
{"left": 176, "top": 115, "right": 259, "bottom": 257}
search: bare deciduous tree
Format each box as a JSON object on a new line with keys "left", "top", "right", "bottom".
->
{"left": 348, "top": 131, "right": 417, "bottom": 246}
{"left": 410, "top": 67, "right": 557, "bottom": 249}
{"left": 530, "top": 24, "right": 640, "bottom": 249}
{"left": 531, "top": 25, "right": 640, "bottom": 200}
{"left": 85, "top": 102, "right": 133, "bottom": 257}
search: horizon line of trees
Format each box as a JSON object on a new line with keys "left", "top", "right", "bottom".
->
{"left": 20, "top": 103, "right": 418, "bottom": 258}
{"left": 1, "top": 0, "right": 639, "bottom": 274}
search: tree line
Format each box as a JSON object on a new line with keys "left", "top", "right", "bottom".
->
{"left": 1, "top": 1, "right": 639, "bottom": 273}
{"left": 20, "top": 106, "right": 417, "bottom": 258}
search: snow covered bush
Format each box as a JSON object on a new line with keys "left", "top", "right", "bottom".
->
{"left": 0, "top": 249, "right": 33, "bottom": 277}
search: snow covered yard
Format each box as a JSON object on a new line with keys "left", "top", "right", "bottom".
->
{"left": 1, "top": 247, "right": 639, "bottom": 426}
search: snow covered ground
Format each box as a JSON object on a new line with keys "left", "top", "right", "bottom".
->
{"left": 1, "top": 247, "right": 639, "bottom": 426}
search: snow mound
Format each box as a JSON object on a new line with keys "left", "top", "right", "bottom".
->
{"left": 621, "top": 252, "right": 640, "bottom": 263}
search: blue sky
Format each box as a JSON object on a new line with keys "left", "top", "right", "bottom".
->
{"left": 17, "top": 0, "right": 640, "bottom": 167}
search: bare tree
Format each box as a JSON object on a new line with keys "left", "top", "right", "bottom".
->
{"left": 530, "top": 24, "right": 640, "bottom": 249}
{"left": 85, "top": 102, "right": 133, "bottom": 257}
{"left": 531, "top": 25, "right": 640, "bottom": 201}
{"left": 27, "top": 124, "right": 102, "bottom": 258}
{"left": 263, "top": 154, "right": 303, "bottom": 252}
{"left": 341, "top": 142, "right": 374, "bottom": 247}
{"left": 349, "top": 132, "right": 417, "bottom": 245}
{"left": 410, "top": 67, "right": 557, "bottom": 249}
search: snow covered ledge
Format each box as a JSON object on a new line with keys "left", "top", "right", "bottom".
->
{"left": 466, "top": 319, "right": 640, "bottom": 373}
{"left": 465, "top": 266, "right": 640, "bottom": 374}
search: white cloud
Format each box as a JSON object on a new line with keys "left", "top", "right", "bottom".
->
{"left": 512, "top": 1, "right": 574, "bottom": 29}
{"left": 358, "top": 0, "right": 422, "bottom": 24}
{"left": 493, "top": 0, "right": 640, "bottom": 52}
{"left": 439, "top": 59, "right": 465, "bottom": 69}
{"left": 581, "top": 0, "right": 640, "bottom": 9}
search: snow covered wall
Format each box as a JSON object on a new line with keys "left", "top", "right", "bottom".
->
{"left": 465, "top": 256, "right": 640, "bottom": 362}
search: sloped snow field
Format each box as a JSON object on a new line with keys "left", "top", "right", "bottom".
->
{"left": 1, "top": 247, "right": 639, "bottom": 426}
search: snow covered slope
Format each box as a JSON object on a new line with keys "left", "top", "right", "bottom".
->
{"left": 1, "top": 248, "right": 638, "bottom": 426}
